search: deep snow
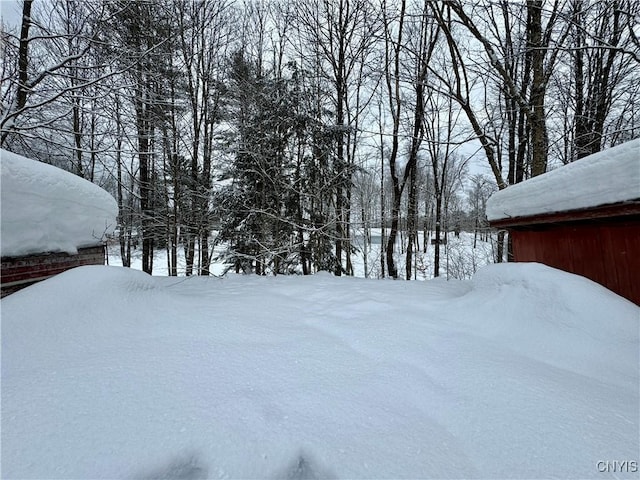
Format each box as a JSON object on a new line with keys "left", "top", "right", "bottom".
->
{"left": 0, "top": 149, "right": 118, "bottom": 257}
{"left": 486, "top": 139, "right": 640, "bottom": 221}
{"left": 2, "top": 263, "right": 638, "bottom": 479}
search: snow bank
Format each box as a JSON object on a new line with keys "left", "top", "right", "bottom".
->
{"left": 486, "top": 139, "right": 640, "bottom": 221}
{"left": 2, "top": 264, "right": 638, "bottom": 479}
{"left": 0, "top": 149, "right": 117, "bottom": 257}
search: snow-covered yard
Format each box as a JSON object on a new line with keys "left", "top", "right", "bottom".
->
{"left": 106, "top": 229, "right": 497, "bottom": 281}
{"left": 2, "top": 263, "right": 638, "bottom": 479}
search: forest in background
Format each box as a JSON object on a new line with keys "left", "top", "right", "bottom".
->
{"left": 2, "top": 0, "right": 639, "bottom": 279}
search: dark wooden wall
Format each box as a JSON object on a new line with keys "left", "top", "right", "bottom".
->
{"left": 510, "top": 217, "right": 640, "bottom": 305}
{"left": 1, "top": 245, "right": 105, "bottom": 297}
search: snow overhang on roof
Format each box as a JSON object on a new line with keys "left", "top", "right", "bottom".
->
{"left": 486, "top": 138, "right": 640, "bottom": 225}
{"left": 0, "top": 149, "right": 118, "bottom": 258}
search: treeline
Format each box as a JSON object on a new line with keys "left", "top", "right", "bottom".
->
{"left": 2, "top": 0, "right": 638, "bottom": 278}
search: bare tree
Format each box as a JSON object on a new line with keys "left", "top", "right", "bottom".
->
{"left": 403, "top": 1, "right": 440, "bottom": 281}
{"left": 565, "top": 0, "right": 639, "bottom": 160}
{"left": 0, "top": 0, "right": 123, "bottom": 148}
{"left": 439, "top": 0, "right": 570, "bottom": 178}
{"left": 106, "top": 0, "right": 180, "bottom": 274}
{"left": 380, "top": 0, "right": 405, "bottom": 279}
{"left": 467, "top": 174, "right": 496, "bottom": 249}
{"left": 423, "top": 92, "right": 467, "bottom": 278}
{"left": 175, "top": 0, "right": 232, "bottom": 275}
{"left": 294, "top": 0, "right": 379, "bottom": 276}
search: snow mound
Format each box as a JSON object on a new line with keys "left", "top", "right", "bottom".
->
{"left": 486, "top": 138, "right": 640, "bottom": 221}
{"left": 0, "top": 149, "right": 118, "bottom": 257}
{"left": 462, "top": 263, "right": 638, "bottom": 389}
{"left": 2, "top": 264, "right": 638, "bottom": 479}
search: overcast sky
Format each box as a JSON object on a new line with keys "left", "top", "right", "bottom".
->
{"left": 0, "top": 0, "right": 491, "bottom": 180}
{"left": 1, "top": 0, "right": 22, "bottom": 31}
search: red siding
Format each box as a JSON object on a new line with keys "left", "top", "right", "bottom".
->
{"left": 1, "top": 246, "right": 105, "bottom": 297}
{"left": 510, "top": 218, "right": 640, "bottom": 305}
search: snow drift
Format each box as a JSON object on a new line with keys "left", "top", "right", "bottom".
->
{"left": 0, "top": 149, "right": 118, "bottom": 257}
{"left": 1, "top": 263, "right": 638, "bottom": 479}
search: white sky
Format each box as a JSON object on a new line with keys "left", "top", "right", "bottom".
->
{"left": 0, "top": 0, "right": 21, "bottom": 31}
{"left": 0, "top": 0, "right": 491, "bottom": 185}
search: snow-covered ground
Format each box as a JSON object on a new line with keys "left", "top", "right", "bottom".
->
{"left": 107, "top": 230, "right": 497, "bottom": 280}
{"left": 0, "top": 149, "right": 117, "bottom": 257}
{"left": 2, "top": 263, "right": 638, "bottom": 479}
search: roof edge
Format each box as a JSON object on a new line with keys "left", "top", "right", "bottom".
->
{"left": 489, "top": 200, "right": 640, "bottom": 228}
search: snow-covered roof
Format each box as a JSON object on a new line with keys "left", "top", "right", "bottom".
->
{"left": 1, "top": 149, "right": 118, "bottom": 257}
{"left": 486, "top": 139, "right": 640, "bottom": 222}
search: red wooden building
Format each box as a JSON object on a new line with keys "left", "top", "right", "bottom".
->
{"left": 1, "top": 246, "right": 107, "bottom": 298}
{"left": 1, "top": 149, "right": 117, "bottom": 297}
{"left": 487, "top": 139, "right": 640, "bottom": 306}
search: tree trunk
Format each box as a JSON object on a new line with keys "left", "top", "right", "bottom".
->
{"left": 386, "top": 192, "right": 400, "bottom": 279}
{"left": 1, "top": 0, "right": 32, "bottom": 145}
{"left": 528, "top": 0, "right": 548, "bottom": 176}
{"left": 136, "top": 85, "right": 153, "bottom": 275}
{"left": 496, "top": 230, "right": 506, "bottom": 263}
{"left": 434, "top": 194, "right": 442, "bottom": 277}
{"left": 405, "top": 155, "right": 418, "bottom": 280}
{"left": 115, "top": 95, "right": 131, "bottom": 268}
